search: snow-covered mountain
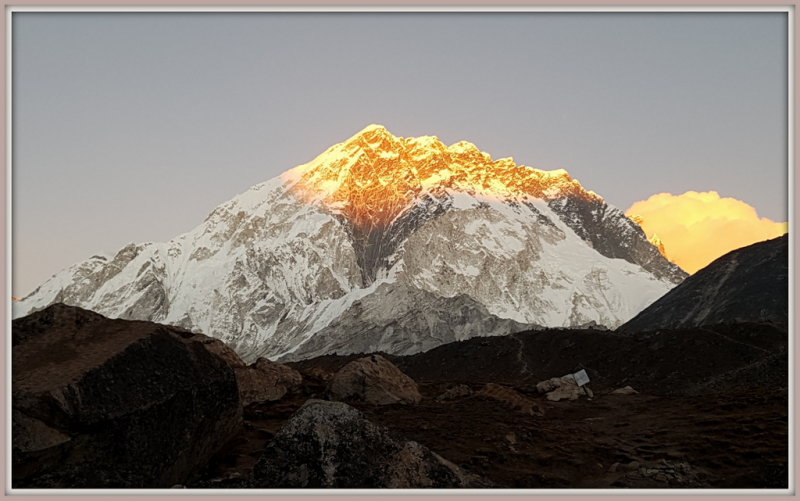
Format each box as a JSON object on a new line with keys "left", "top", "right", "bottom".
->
{"left": 15, "top": 125, "right": 686, "bottom": 362}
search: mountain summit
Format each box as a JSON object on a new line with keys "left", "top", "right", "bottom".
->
{"left": 15, "top": 126, "right": 686, "bottom": 362}
{"left": 283, "top": 125, "right": 600, "bottom": 284}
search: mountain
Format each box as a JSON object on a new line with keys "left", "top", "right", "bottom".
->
{"left": 627, "top": 215, "right": 668, "bottom": 259}
{"left": 15, "top": 125, "right": 686, "bottom": 362}
{"left": 621, "top": 234, "right": 788, "bottom": 331}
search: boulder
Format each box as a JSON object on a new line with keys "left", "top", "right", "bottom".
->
{"left": 12, "top": 303, "right": 242, "bottom": 488}
{"left": 250, "top": 399, "right": 495, "bottom": 488}
{"left": 536, "top": 376, "right": 567, "bottom": 394}
{"left": 235, "top": 358, "right": 303, "bottom": 406}
{"left": 612, "top": 386, "right": 639, "bottom": 395}
{"left": 536, "top": 375, "right": 587, "bottom": 402}
{"left": 327, "top": 354, "right": 421, "bottom": 405}
{"left": 203, "top": 339, "right": 247, "bottom": 368}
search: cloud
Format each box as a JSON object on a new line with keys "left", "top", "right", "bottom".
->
{"left": 625, "top": 191, "right": 787, "bottom": 274}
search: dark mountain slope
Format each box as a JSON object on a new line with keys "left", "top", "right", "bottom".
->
{"left": 288, "top": 321, "right": 788, "bottom": 397}
{"left": 620, "top": 235, "right": 788, "bottom": 331}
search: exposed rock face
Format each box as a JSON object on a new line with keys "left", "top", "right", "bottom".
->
{"left": 16, "top": 125, "right": 685, "bottom": 363}
{"left": 235, "top": 358, "right": 302, "bottom": 406}
{"left": 546, "top": 195, "right": 683, "bottom": 284}
{"left": 12, "top": 304, "right": 242, "bottom": 488}
{"left": 327, "top": 354, "right": 421, "bottom": 405}
{"left": 249, "top": 399, "right": 494, "bottom": 488}
{"left": 621, "top": 235, "right": 788, "bottom": 331}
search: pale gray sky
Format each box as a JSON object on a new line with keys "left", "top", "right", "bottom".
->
{"left": 12, "top": 11, "right": 789, "bottom": 296}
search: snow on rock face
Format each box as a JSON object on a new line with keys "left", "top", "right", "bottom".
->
{"left": 18, "top": 182, "right": 366, "bottom": 362}
{"left": 15, "top": 125, "right": 687, "bottom": 363}
{"left": 274, "top": 281, "right": 531, "bottom": 362}
{"left": 395, "top": 194, "right": 676, "bottom": 328}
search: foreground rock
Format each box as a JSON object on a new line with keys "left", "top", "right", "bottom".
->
{"left": 235, "top": 358, "right": 303, "bottom": 406}
{"left": 12, "top": 304, "right": 242, "bottom": 488}
{"left": 536, "top": 375, "right": 591, "bottom": 401}
{"left": 200, "top": 342, "right": 302, "bottom": 406}
{"left": 250, "top": 399, "right": 494, "bottom": 488}
{"left": 327, "top": 354, "right": 421, "bottom": 405}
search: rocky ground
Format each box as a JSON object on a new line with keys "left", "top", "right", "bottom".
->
{"left": 13, "top": 304, "right": 788, "bottom": 490}
{"left": 191, "top": 322, "right": 789, "bottom": 489}
{"left": 195, "top": 385, "right": 788, "bottom": 489}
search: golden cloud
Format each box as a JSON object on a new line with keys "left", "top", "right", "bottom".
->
{"left": 625, "top": 191, "right": 787, "bottom": 274}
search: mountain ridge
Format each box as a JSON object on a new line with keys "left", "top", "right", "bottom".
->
{"left": 15, "top": 125, "right": 686, "bottom": 362}
{"left": 621, "top": 234, "right": 788, "bottom": 331}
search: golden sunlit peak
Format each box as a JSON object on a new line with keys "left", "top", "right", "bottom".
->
{"left": 648, "top": 233, "right": 667, "bottom": 259}
{"left": 627, "top": 214, "right": 669, "bottom": 259}
{"left": 346, "top": 124, "right": 395, "bottom": 142}
{"left": 544, "top": 168, "right": 569, "bottom": 178}
{"left": 585, "top": 190, "right": 602, "bottom": 201}
{"left": 448, "top": 140, "right": 480, "bottom": 152}
{"left": 357, "top": 124, "right": 388, "bottom": 134}
{"left": 286, "top": 125, "right": 599, "bottom": 232}
{"left": 627, "top": 214, "right": 644, "bottom": 226}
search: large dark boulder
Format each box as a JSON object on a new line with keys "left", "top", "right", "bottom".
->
{"left": 250, "top": 399, "right": 495, "bottom": 488}
{"left": 12, "top": 303, "right": 243, "bottom": 488}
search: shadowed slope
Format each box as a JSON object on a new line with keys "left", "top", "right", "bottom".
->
{"left": 620, "top": 235, "right": 788, "bottom": 331}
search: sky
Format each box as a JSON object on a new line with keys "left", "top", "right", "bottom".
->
{"left": 11, "top": 11, "right": 789, "bottom": 296}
